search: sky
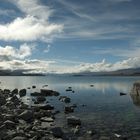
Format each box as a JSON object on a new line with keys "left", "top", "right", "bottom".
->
{"left": 0, "top": 0, "right": 140, "bottom": 74}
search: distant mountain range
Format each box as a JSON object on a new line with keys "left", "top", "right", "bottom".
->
{"left": 72, "top": 67, "right": 140, "bottom": 76}
{"left": 0, "top": 67, "right": 140, "bottom": 76}
{"left": 0, "top": 69, "right": 44, "bottom": 76}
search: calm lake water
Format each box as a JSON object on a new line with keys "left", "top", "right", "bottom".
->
{"left": 0, "top": 76, "right": 140, "bottom": 139}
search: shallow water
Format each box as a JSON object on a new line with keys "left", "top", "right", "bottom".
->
{"left": 0, "top": 75, "right": 140, "bottom": 138}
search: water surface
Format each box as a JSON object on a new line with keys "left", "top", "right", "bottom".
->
{"left": 0, "top": 76, "right": 140, "bottom": 138}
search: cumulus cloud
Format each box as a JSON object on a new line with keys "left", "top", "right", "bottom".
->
{"left": 0, "top": 43, "right": 33, "bottom": 60}
{"left": 49, "top": 57, "right": 140, "bottom": 74}
{"left": 0, "top": 56, "right": 140, "bottom": 74}
{"left": 0, "top": 15, "right": 63, "bottom": 42}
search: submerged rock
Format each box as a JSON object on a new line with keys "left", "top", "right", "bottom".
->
{"left": 64, "top": 106, "right": 74, "bottom": 114}
{"left": 67, "top": 116, "right": 81, "bottom": 126}
{"left": 51, "top": 127, "right": 64, "bottom": 138}
{"left": 59, "top": 96, "right": 71, "bottom": 103}
{"left": 36, "top": 96, "right": 46, "bottom": 102}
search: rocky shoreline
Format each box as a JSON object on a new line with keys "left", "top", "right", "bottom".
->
{"left": 0, "top": 86, "right": 93, "bottom": 140}
{"left": 0, "top": 82, "right": 140, "bottom": 140}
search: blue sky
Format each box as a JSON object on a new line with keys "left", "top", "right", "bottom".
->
{"left": 0, "top": 0, "right": 140, "bottom": 73}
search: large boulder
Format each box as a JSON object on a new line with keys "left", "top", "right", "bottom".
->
{"left": 11, "top": 89, "right": 18, "bottom": 96}
{"left": 19, "top": 89, "right": 26, "bottom": 97}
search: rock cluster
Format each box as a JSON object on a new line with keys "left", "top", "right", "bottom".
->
{"left": 0, "top": 87, "right": 82, "bottom": 140}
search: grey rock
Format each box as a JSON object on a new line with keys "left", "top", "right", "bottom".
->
{"left": 11, "top": 88, "right": 18, "bottom": 96}
{"left": 19, "top": 89, "right": 26, "bottom": 97}
{"left": 12, "top": 136, "right": 27, "bottom": 140}
{"left": 0, "top": 94, "right": 6, "bottom": 105}
{"left": 3, "top": 120, "right": 16, "bottom": 129}
{"left": 18, "top": 110, "right": 33, "bottom": 121}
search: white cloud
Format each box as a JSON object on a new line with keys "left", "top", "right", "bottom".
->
{"left": 0, "top": 15, "right": 63, "bottom": 42}
{"left": 0, "top": 56, "right": 140, "bottom": 74}
{"left": 46, "top": 57, "right": 140, "bottom": 74}
{"left": 0, "top": 43, "right": 33, "bottom": 60}
{"left": 13, "top": 0, "right": 53, "bottom": 20}
{"left": 90, "top": 46, "right": 140, "bottom": 58}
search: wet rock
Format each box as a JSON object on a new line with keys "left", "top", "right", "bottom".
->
{"left": 4, "top": 89, "right": 10, "bottom": 94}
{"left": 32, "top": 85, "right": 36, "bottom": 88}
{"left": 67, "top": 116, "right": 81, "bottom": 126}
{"left": 39, "top": 104, "right": 54, "bottom": 110}
{"left": 18, "top": 110, "right": 33, "bottom": 121}
{"left": 120, "top": 92, "right": 127, "bottom": 96}
{"left": 19, "top": 103, "right": 29, "bottom": 109}
{"left": 31, "top": 92, "right": 41, "bottom": 96}
{"left": 59, "top": 96, "right": 71, "bottom": 103}
{"left": 66, "top": 89, "right": 72, "bottom": 92}
{"left": 10, "top": 95, "right": 20, "bottom": 104}
{"left": 3, "top": 120, "right": 16, "bottom": 129}
{"left": 19, "top": 89, "right": 26, "bottom": 97}
{"left": 11, "top": 88, "right": 18, "bottom": 96}
{"left": 64, "top": 106, "right": 74, "bottom": 114}
{"left": 41, "top": 89, "right": 60, "bottom": 96}
{"left": 51, "top": 127, "right": 64, "bottom": 138}
{"left": 3, "top": 114, "right": 15, "bottom": 122}
{"left": 90, "top": 85, "right": 94, "bottom": 87}
{"left": 36, "top": 96, "right": 46, "bottom": 102}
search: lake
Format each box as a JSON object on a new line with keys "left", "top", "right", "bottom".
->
{"left": 0, "top": 76, "right": 140, "bottom": 139}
